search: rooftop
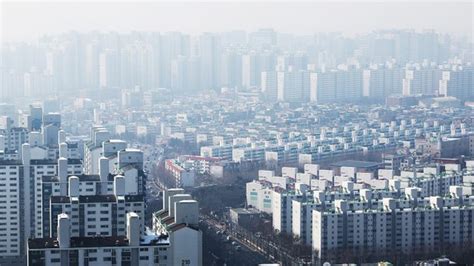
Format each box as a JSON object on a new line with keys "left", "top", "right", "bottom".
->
{"left": 28, "top": 236, "right": 129, "bottom": 249}
{"left": 331, "top": 160, "right": 382, "bottom": 168}
{"left": 50, "top": 196, "right": 70, "bottom": 204}
{"left": 230, "top": 208, "right": 260, "bottom": 215}
{"left": 51, "top": 195, "right": 119, "bottom": 204}
{"left": 168, "top": 223, "right": 200, "bottom": 232}
{"left": 124, "top": 194, "right": 145, "bottom": 202}
{"left": 79, "top": 195, "right": 117, "bottom": 203}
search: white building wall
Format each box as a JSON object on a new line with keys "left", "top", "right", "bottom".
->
{"left": 170, "top": 227, "right": 202, "bottom": 266}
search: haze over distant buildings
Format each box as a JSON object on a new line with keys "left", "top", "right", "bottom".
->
{"left": 0, "top": 1, "right": 474, "bottom": 265}
{"left": 1, "top": 1, "right": 473, "bottom": 42}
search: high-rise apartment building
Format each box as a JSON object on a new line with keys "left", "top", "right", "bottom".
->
{"left": 310, "top": 71, "right": 337, "bottom": 103}
{"left": 28, "top": 211, "right": 168, "bottom": 266}
{"left": 277, "top": 69, "right": 311, "bottom": 103}
{"left": 199, "top": 33, "right": 221, "bottom": 90}
{"left": 439, "top": 65, "right": 474, "bottom": 101}
{"left": 335, "top": 66, "right": 363, "bottom": 102}
{"left": 363, "top": 64, "right": 403, "bottom": 100}
{"left": 99, "top": 49, "right": 119, "bottom": 89}
{"left": 153, "top": 188, "right": 202, "bottom": 266}
{"left": 313, "top": 190, "right": 474, "bottom": 262}
{"left": 403, "top": 65, "right": 442, "bottom": 96}
{"left": 261, "top": 71, "right": 278, "bottom": 102}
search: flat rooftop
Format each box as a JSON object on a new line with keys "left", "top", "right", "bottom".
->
{"left": 28, "top": 236, "right": 128, "bottom": 249}
{"left": 331, "top": 160, "right": 382, "bottom": 168}
{"left": 230, "top": 208, "right": 260, "bottom": 215}
{"left": 28, "top": 232, "right": 170, "bottom": 250}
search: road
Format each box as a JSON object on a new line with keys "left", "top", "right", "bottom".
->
{"left": 140, "top": 143, "right": 167, "bottom": 201}
{"left": 139, "top": 142, "right": 293, "bottom": 265}
{"left": 201, "top": 213, "right": 313, "bottom": 266}
{"left": 200, "top": 214, "right": 269, "bottom": 265}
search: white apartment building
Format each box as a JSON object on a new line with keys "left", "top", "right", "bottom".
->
{"left": 0, "top": 146, "right": 83, "bottom": 264}
{"left": 246, "top": 161, "right": 473, "bottom": 250}
{"left": 25, "top": 139, "right": 153, "bottom": 266}
{"left": 335, "top": 66, "right": 363, "bottom": 102}
{"left": 198, "top": 116, "right": 469, "bottom": 170}
{"left": 310, "top": 71, "right": 337, "bottom": 103}
{"left": 309, "top": 67, "right": 363, "bottom": 104}
{"left": 200, "top": 144, "right": 232, "bottom": 160}
{"left": 402, "top": 66, "right": 441, "bottom": 96}
{"left": 2, "top": 118, "right": 148, "bottom": 266}
{"left": 272, "top": 189, "right": 303, "bottom": 233}
{"left": 28, "top": 212, "right": 170, "bottom": 266}
{"left": 0, "top": 127, "right": 29, "bottom": 153}
{"left": 31, "top": 156, "right": 83, "bottom": 238}
{"left": 246, "top": 180, "right": 273, "bottom": 213}
{"left": 276, "top": 70, "right": 310, "bottom": 103}
{"left": 179, "top": 155, "right": 221, "bottom": 174}
{"left": 0, "top": 161, "right": 22, "bottom": 260}
{"left": 312, "top": 187, "right": 474, "bottom": 262}
{"left": 363, "top": 65, "right": 403, "bottom": 99}
{"left": 84, "top": 127, "right": 130, "bottom": 175}
{"left": 165, "top": 159, "right": 196, "bottom": 187}
{"left": 38, "top": 154, "right": 146, "bottom": 238}
{"left": 439, "top": 66, "right": 474, "bottom": 101}
{"left": 292, "top": 198, "right": 321, "bottom": 245}
{"left": 153, "top": 188, "right": 202, "bottom": 266}
{"left": 84, "top": 126, "right": 110, "bottom": 174}
{"left": 117, "top": 148, "right": 143, "bottom": 171}
{"left": 232, "top": 146, "right": 265, "bottom": 162}
{"left": 242, "top": 53, "right": 259, "bottom": 88}
{"left": 47, "top": 175, "right": 145, "bottom": 239}
{"left": 261, "top": 71, "right": 278, "bottom": 101}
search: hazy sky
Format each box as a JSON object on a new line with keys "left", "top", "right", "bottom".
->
{"left": 1, "top": 1, "right": 473, "bottom": 42}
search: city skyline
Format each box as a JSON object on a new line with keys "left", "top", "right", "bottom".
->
{"left": 0, "top": 1, "right": 473, "bottom": 265}
{"left": 2, "top": 28, "right": 471, "bottom": 103}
